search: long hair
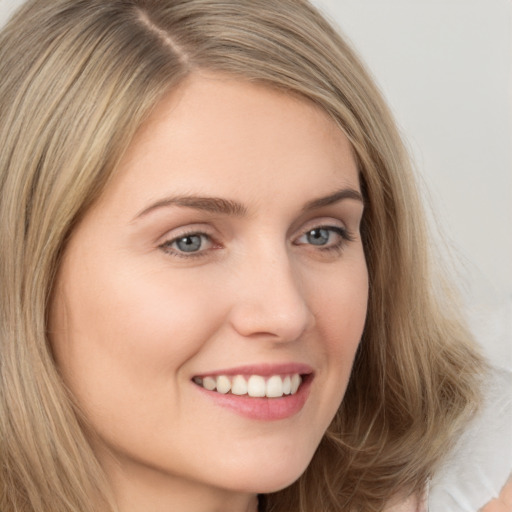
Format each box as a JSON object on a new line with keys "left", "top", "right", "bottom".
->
{"left": 0, "top": 1, "right": 485, "bottom": 511}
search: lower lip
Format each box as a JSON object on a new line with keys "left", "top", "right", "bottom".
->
{"left": 194, "top": 376, "right": 312, "bottom": 421}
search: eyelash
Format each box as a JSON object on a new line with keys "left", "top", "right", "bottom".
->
{"left": 294, "top": 225, "right": 355, "bottom": 253}
{"left": 158, "top": 230, "right": 217, "bottom": 259}
{"left": 158, "top": 225, "right": 355, "bottom": 259}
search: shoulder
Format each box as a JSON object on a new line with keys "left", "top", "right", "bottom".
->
{"left": 479, "top": 475, "right": 512, "bottom": 511}
{"left": 429, "top": 366, "right": 512, "bottom": 511}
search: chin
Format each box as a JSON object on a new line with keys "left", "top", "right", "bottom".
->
{"left": 216, "top": 451, "right": 313, "bottom": 495}
{"left": 251, "top": 473, "right": 304, "bottom": 495}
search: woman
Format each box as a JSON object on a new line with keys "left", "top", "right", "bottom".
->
{"left": 0, "top": 1, "right": 489, "bottom": 511}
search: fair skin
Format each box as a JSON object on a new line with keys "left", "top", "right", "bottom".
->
{"left": 480, "top": 476, "right": 512, "bottom": 512}
{"left": 49, "top": 74, "right": 368, "bottom": 512}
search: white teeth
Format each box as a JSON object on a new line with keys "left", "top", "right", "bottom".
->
{"left": 231, "top": 375, "right": 248, "bottom": 395}
{"left": 194, "top": 373, "right": 304, "bottom": 398}
{"left": 203, "top": 376, "right": 216, "bottom": 391}
{"left": 282, "top": 375, "right": 291, "bottom": 395}
{"left": 216, "top": 375, "right": 231, "bottom": 394}
{"left": 247, "top": 375, "right": 266, "bottom": 397}
{"left": 290, "top": 374, "right": 301, "bottom": 394}
{"left": 266, "top": 375, "right": 283, "bottom": 398}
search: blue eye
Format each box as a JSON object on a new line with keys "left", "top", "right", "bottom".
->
{"left": 296, "top": 226, "right": 353, "bottom": 251}
{"left": 174, "top": 234, "right": 203, "bottom": 252}
{"left": 160, "top": 232, "right": 214, "bottom": 256}
{"left": 306, "top": 228, "right": 332, "bottom": 246}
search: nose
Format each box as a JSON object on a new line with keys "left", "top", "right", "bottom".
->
{"left": 227, "top": 249, "right": 315, "bottom": 342}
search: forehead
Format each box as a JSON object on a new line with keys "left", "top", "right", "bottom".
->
{"left": 94, "top": 73, "right": 359, "bottom": 216}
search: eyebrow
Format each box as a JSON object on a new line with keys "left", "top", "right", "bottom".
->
{"left": 301, "top": 188, "right": 364, "bottom": 211}
{"left": 133, "top": 187, "right": 363, "bottom": 221}
{"left": 134, "top": 196, "right": 247, "bottom": 220}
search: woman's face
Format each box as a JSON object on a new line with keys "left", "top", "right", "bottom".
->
{"left": 50, "top": 74, "right": 368, "bottom": 509}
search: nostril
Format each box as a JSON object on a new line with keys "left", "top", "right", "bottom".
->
{"left": 224, "top": 257, "right": 314, "bottom": 340}
{"left": 228, "top": 297, "right": 313, "bottom": 341}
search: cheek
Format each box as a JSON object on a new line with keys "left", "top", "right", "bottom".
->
{"left": 50, "top": 256, "right": 226, "bottom": 395}
{"left": 49, "top": 261, "right": 232, "bottom": 455}
{"left": 318, "top": 257, "right": 368, "bottom": 346}
{"left": 312, "top": 256, "right": 368, "bottom": 393}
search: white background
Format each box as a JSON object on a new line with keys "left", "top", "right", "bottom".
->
{"left": 1, "top": 0, "right": 511, "bottom": 370}
{"left": 310, "top": 0, "right": 512, "bottom": 372}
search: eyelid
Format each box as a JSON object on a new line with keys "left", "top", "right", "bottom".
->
{"left": 294, "top": 225, "right": 352, "bottom": 243}
{"left": 292, "top": 218, "right": 356, "bottom": 255}
{"left": 155, "top": 217, "right": 357, "bottom": 260}
{"left": 293, "top": 216, "right": 350, "bottom": 237}
{"left": 156, "top": 222, "right": 215, "bottom": 244}
{"left": 157, "top": 225, "right": 220, "bottom": 258}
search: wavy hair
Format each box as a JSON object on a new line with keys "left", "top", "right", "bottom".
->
{"left": 0, "top": 1, "right": 485, "bottom": 511}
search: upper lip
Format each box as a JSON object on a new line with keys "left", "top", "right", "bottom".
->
{"left": 193, "top": 362, "right": 314, "bottom": 378}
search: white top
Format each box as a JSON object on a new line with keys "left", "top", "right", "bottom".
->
{"left": 428, "top": 367, "right": 512, "bottom": 511}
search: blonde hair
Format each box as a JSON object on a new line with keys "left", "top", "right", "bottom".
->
{"left": 0, "top": 1, "right": 485, "bottom": 511}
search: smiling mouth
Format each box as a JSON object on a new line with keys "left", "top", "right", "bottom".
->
{"left": 192, "top": 373, "right": 304, "bottom": 398}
